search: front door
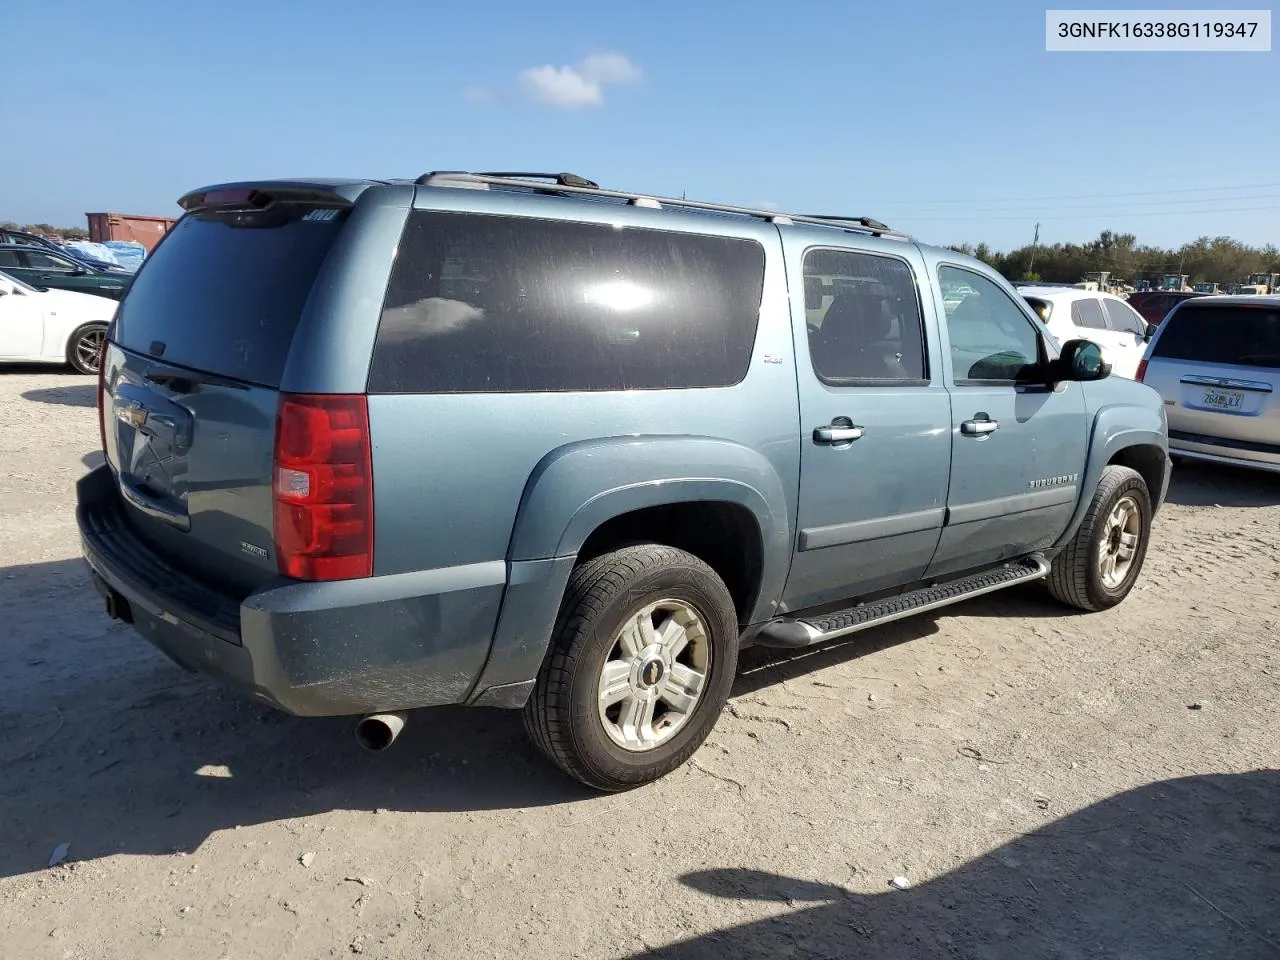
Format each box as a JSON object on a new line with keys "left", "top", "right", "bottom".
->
{"left": 21, "top": 250, "right": 95, "bottom": 294}
{"left": 926, "top": 261, "right": 1089, "bottom": 579}
{"left": 781, "top": 243, "right": 952, "bottom": 614}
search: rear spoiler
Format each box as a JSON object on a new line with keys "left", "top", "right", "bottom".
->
{"left": 178, "top": 180, "right": 376, "bottom": 213}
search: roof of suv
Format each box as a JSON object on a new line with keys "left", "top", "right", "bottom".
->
{"left": 1018, "top": 285, "right": 1123, "bottom": 301}
{"left": 1167, "top": 294, "right": 1280, "bottom": 310}
{"left": 176, "top": 170, "right": 945, "bottom": 246}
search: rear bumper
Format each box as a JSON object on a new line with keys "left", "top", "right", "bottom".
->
{"left": 76, "top": 465, "right": 504, "bottom": 717}
{"left": 1169, "top": 430, "right": 1280, "bottom": 474}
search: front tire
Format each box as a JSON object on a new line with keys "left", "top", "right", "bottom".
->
{"left": 67, "top": 324, "right": 107, "bottom": 375}
{"left": 1046, "top": 465, "right": 1152, "bottom": 612}
{"left": 523, "top": 544, "right": 739, "bottom": 792}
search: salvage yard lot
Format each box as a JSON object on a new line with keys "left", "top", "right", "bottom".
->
{"left": 1, "top": 369, "right": 1277, "bottom": 960}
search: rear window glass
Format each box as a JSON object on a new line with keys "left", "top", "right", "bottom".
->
{"left": 112, "top": 208, "right": 347, "bottom": 387}
{"left": 367, "top": 211, "right": 766, "bottom": 394}
{"left": 1152, "top": 305, "right": 1280, "bottom": 368}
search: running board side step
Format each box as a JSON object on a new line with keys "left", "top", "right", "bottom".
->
{"left": 755, "top": 556, "right": 1051, "bottom": 649}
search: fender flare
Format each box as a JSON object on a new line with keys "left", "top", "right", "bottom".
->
{"left": 467, "top": 435, "right": 795, "bottom": 706}
{"left": 1055, "top": 403, "right": 1169, "bottom": 550}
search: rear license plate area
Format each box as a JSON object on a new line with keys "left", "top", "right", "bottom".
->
{"left": 1198, "top": 388, "right": 1244, "bottom": 411}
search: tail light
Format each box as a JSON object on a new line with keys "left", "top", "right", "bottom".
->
{"left": 1136, "top": 359, "right": 1148, "bottom": 382}
{"left": 96, "top": 341, "right": 109, "bottom": 454}
{"left": 272, "top": 394, "right": 374, "bottom": 581}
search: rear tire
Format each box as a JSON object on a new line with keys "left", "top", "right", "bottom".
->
{"left": 523, "top": 544, "right": 739, "bottom": 792}
{"left": 67, "top": 324, "right": 107, "bottom": 376}
{"left": 1046, "top": 465, "right": 1152, "bottom": 612}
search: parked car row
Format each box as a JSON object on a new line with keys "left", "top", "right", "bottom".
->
{"left": 0, "top": 244, "right": 133, "bottom": 303}
{"left": 0, "top": 269, "right": 114, "bottom": 373}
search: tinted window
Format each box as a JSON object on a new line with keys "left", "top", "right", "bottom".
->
{"left": 0, "top": 251, "right": 19, "bottom": 268}
{"left": 803, "top": 248, "right": 927, "bottom": 384}
{"left": 1103, "top": 298, "right": 1147, "bottom": 336}
{"left": 1023, "top": 296, "right": 1053, "bottom": 323}
{"left": 24, "top": 251, "right": 76, "bottom": 271}
{"left": 368, "top": 212, "right": 766, "bottom": 394}
{"left": 1152, "top": 305, "right": 1280, "bottom": 368}
{"left": 1070, "top": 297, "right": 1109, "bottom": 330}
{"left": 113, "top": 207, "right": 348, "bottom": 387}
{"left": 940, "top": 266, "right": 1043, "bottom": 383}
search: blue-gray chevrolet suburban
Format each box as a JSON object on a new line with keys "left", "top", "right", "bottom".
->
{"left": 77, "top": 172, "right": 1171, "bottom": 791}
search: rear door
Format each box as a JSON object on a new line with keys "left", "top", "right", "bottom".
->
{"left": 102, "top": 195, "right": 357, "bottom": 597}
{"left": 926, "top": 261, "right": 1088, "bottom": 578}
{"left": 1101, "top": 296, "right": 1150, "bottom": 378}
{"left": 781, "top": 242, "right": 952, "bottom": 612}
{"left": 1143, "top": 302, "right": 1280, "bottom": 462}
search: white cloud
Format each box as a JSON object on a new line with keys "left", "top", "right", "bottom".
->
{"left": 464, "top": 85, "right": 494, "bottom": 104}
{"left": 519, "top": 52, "right": 642, "bottom": 109}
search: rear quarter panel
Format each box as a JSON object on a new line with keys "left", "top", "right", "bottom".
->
{"left": 364, "top": 190, "right": 801, "bottom": 701}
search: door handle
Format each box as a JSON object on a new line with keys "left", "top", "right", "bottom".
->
{"left": 960, "top": 416, "right": 998, "bottom": 436}
{"left": 813, "top": 423, "right": 864, "bottom": 444}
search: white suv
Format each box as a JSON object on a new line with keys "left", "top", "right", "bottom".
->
{"left": 1018, "top": 285, "right": 1151, "bottom": 379}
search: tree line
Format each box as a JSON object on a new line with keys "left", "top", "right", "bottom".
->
{"left": 949, "top": 231, "right": 1280, "bottom": 286}
{"left": 1, "top": 221, "right": 89, "bottom": 240}
{"left": 5, "top": 218, "right": 1279, "bottom": 287}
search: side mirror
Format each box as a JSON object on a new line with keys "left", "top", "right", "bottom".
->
{"left": 1055, "top": 338, "right": 1111, "bottom": 382}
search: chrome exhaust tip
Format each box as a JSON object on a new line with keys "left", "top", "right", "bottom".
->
{"left": 354, "top": 712, "right": 407, "bottom": 752}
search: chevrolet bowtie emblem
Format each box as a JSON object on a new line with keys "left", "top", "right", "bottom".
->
{"left": 116, "top": 402, "right": 148, "bottom": 429}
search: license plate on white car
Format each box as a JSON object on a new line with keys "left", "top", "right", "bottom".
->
{"left": 1201, "top": 388, "right": 1244, "bottom": 411}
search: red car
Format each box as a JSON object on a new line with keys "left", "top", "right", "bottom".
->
{"left": 1125, "top": 291, "right": 1204, "bottom": 329}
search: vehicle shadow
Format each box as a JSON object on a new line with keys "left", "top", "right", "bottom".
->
{"left": 625, "top": 769, "right": 1280, "bottom": 959}
{"left": 0, "top": 550, "right": 1190, "bottom": 883}
{"left": 1165, "top": 460, "right": 1280, "bottom": 508}
{"left": 0, "top": 557, "right": 590, "bottom": 880}
{"left": 21, "top": 384, "right": 96, "bottom": 408}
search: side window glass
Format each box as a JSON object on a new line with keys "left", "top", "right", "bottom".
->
{"left": 0, "top": 251, "right": 21, "bottom": 268}
{"left": 368, "top": 212, "right": 767, "bottom": 394}
{"left": 939, "top": 265, "right": 1043, "bottom": 384}
{"left": 802, "top": 248, "right": 927, "bottom": 384}
{"left": 24, "top": 252, "right": 73, "bottom": 272}
{"left": 1103, "top": 299, "right": 1147, "bottom": 336}
{"left": 1070, "top": 297, "right": 1110, "bottom": 330}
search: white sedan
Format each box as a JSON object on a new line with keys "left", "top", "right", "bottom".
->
{"left": 0, "top": 270, "right": 116, "bottom": 374}
{"left": 1018, "top": 285, "right": 1151, "bottom": 380}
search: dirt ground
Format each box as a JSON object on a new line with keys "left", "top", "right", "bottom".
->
{"left": 1, "top": 367, "right": 1278, "bottom": 960}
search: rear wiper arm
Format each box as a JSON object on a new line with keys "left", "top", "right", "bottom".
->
{"left": 144, "top": 369, "right": 250, "bottom": 393}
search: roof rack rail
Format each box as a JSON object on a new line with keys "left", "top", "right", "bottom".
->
{"left": 804, "top": 214, "right": 892, "bottom": 232}
{"left": 412, "top": 171, "right": 905, "bottom": 239}
{"left": 413, "top": 170, "right": 599, "bottom": 189}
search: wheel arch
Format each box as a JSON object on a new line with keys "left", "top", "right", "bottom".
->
{"left": 1054, "top": 404, "right": 1169, "bottom": 552}
{"left": 467, "top": 436, "right": 795, "bottom": 707}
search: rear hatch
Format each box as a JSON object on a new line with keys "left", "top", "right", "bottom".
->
{"left": 1143, "top": 301, "right": 1280, "bottom": 452}
{"left": 101, "top": 187, "right": 356, "bottom": 598}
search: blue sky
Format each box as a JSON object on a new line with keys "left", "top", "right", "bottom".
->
{"left": 6, "top": 0, "right": 1277, "bottom": 250}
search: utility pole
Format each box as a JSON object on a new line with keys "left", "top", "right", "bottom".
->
{"left": 1028, "top": 222, "right": 1040, "bottom": 276}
